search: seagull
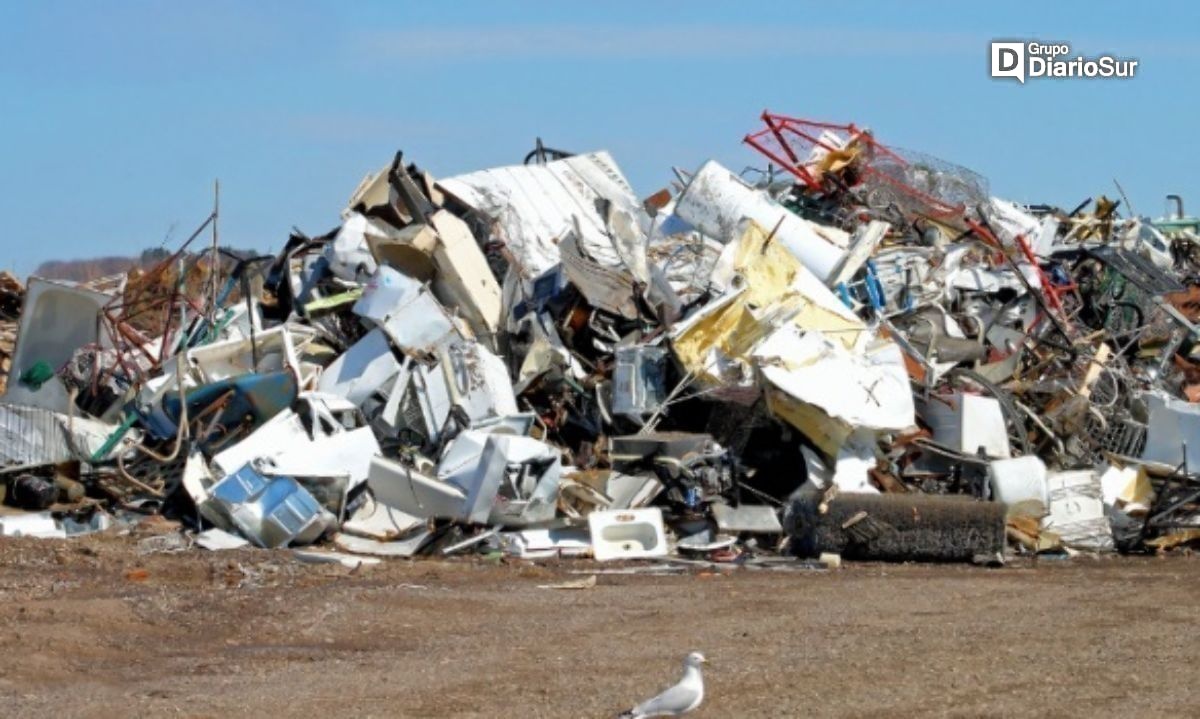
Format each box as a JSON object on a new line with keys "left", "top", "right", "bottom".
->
{"left": 618, "top": 652, "right": 707, "bottom": 718}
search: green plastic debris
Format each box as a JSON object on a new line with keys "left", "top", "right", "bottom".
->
{"left": 18, "top": 360, "right": 55, "bottom": 390}
{"left": 90, "top": 412, "right": 140, "bottom": 463}
{"left": 304, "top": 288, "right": 363, "bottom": 315}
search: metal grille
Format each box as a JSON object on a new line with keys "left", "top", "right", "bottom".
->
{"left": 1084, "top": 412, "right": 1147, "bottom": 461}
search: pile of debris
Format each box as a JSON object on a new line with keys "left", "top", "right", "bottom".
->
{"left": 4, "top": 112, "right": 1200, "bottom": 565}
{"left": 0, "top": 271, "right": 23, "bottom": 396}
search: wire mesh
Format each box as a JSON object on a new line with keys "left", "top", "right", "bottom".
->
{"left": 744, "top": 113, "right": 990, "bottom": 221}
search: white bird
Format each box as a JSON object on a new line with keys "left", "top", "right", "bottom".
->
{"left": 619, "top": 652, "right": 707, "bottom": 718}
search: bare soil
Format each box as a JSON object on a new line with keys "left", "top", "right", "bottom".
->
{"left": 0, "top": 528, "right": 1194, "bottom": 718}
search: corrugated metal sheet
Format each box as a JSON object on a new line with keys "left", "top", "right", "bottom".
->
{"left": 0, "top": 403, "right": 120, "bottom": 468}
{"left": 438, "top": 151, "right": 644, "bottom": 278}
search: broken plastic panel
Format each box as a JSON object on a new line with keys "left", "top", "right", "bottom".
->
{"left": 801, "top": 434, "right": 879, "bottom": 494}
{"left": 710, "top": 503, "right": 782, "bottom": 534}
{"left": 381, "top": 341, "right": 519, "bottom": 446}
{"left": 500, "top": 526, "right": 593, "bottom": 558}
{"left": 756, "top": 327, "right": 914, "bottom": 456}
{"left": 340, "top": 494, "right": 425, "bottom": 540}
{"left": 673, "top": 220, "right": 873, "bottom": 396}
{"left": 333, "top": 530, "right": 431, "bottom": 558}
{"left": 425, "top": 210, "right": 504, "bottom": 339}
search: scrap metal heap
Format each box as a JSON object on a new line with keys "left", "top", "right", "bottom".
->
{"left": 0, "top": 272, "right": 22, "bottom": 396}
{"left": 3, "top": 113, "right": 1200, "bottom": 563}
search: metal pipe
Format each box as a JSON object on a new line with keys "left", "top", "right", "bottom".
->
{"left": 127, "top": 354, "right": 190, "bottom": 464}
{"left": 1167, "top": 194, "right": 1184, "bottom": 220}
{"left": 211, "top": 179, "right": 220, "bottom": 322}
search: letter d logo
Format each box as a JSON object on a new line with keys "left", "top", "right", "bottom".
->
{"left": 990, "top": 42, "right": 1025, "bottom": 83}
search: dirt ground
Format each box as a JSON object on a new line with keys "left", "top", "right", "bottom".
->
{"left": 0, "top": 528, "right": 1194, "bottom": 719}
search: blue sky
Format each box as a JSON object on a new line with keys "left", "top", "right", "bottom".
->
{"left": 1, "top": 1, "right": 1196, "bottom": 275}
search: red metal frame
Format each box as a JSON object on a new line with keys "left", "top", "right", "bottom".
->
{"left": 744, "top": 112, "right": 863, "bottom": 191}
{"left": 1015, "top": 234, "right": 1077, "bottom": 321}
{"left": 93, "top": 212, "right": 218, "bottom": 388}
{"left": 743, "top": 110, "right": 962, "bottom": 219}
{"left": 746, "top": 109, "right": 1078, "bottom": 340}
{"left": 964, "top": 218, "right": 1075, "bottom": 337}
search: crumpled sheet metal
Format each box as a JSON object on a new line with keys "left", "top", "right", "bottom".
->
{"left": 755, "top": 327, "right": 914, "bottom": 454}
{"left": 437, "top": 151, "right": 646, "bottom": 281}
{"left": 669, "top": 220, "right": 913, "bottom": 450}
{"left": 706, "top": 220, "right": 864, "bottom": 346}
{"left": 186, "top": 324, "right": 321, "bottom": 386}
{"left": 368, "top": 455, "right": 467, "bottom": 520}
{"left": 801, "top": 437, "right": 879, "bottom": 494}
{"left": 353, "top": 266, "right": 470, "bottom": 355}
{"left": 646, "top": 225, "right": 723, "bottom": 305}
{"left": 211, "top": 393, "right": 380, "bottom": 492}
{"left": 317, "top": 328, "right": 402, "bottom": 408}
{"left": 671, "top": 221, "right": 867, "bottom": 389}
{"left": 436, "top": 428, "right": 563, "bottom": 527}
{"left": 559, "top": 232, "right": 641, "bottom": 319}
{"left": 1142, "top": 392, "right": 1200, "bottom": 470}
{"left": 360, "top": 210, "right": 505, "bottom": 339}
{"left": 367, "top": 428, "right": 562, "bottom": 529}
{"left": 916, "top": 391, "right": 1012, "bottom": 459}
{"left": 205, "top": 463, "right": 336, "bottom": 549}
{"left": 378, "top": 340, "right": 518, "bottom": 446}
{"left": 433, "top": 341, "right": 518, "bottom": 422}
